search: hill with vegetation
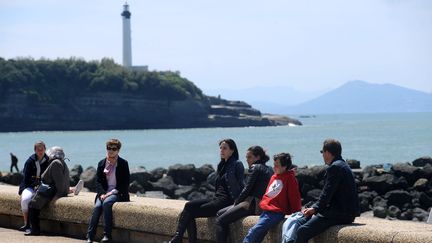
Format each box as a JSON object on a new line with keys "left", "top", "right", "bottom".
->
{"left": 0, "top": 57, "right": 300, "bottom": 131}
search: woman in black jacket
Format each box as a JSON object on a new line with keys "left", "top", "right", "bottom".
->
{"left": 18, "top": 141, "right": 49, "bottom": 232}
{"left": 169, "top": 138, "right": 245, "bottom": 243}
{"left": 215, "top": 145, "right": 273, "bottom": 243}
{"left": 86, "top": 139, "right": 130, "bottom": 243}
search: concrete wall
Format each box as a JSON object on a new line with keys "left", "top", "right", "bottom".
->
{"left": 0, "top": 185, "right": 431, "bottom": 243}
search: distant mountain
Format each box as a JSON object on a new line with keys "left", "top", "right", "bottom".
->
{"left": 205, "top": 86, "right": 325, "bottom": 114}
{"left": 284, "top": 80, "right": 432, "bottom": 114}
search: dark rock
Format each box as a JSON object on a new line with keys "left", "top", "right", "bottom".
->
{"left": 140, "top": 191, "right": 168, "bottom": 199}
{"left": 422, "top": 164, "right": 432, "bottom": 179}
{"left": 150, "top": 176, "right": 178, "bottom": 198}
{"left": 358, "top": 191, "right": 378, "bottom": 203}
{"left": 413, "top": 178, "right": 429, "bottom": 191}
{"left": 69, "top": 164, "right": 83, "bottom": 185}
{"left": 296, "top": 166, "right": 326, "bottom": 188}
{"left": 391, "top": 163, "right": 425, "bottom": 186}
{"left": 306, "top": 189, "right": 322, "bottom": 202}
{"left": 130, "top": 167, "right": 152, "bottom": 185}
{"left": 300, "top": 183, "right": 314, "bottom": 199}
{"left": 129, "top": 180, "right": 145, "bottom": 193}
{"left": 359, "top": 198, "right": 371, "bottom": 213}
{"left": 168, "top": 164, "right": 196, "bottom": 185}
{"left": 398, "top": 209, "right": 413, "bottom": 220}
{"left": 0, "top": 172, "right": 23, "bottom": 186}
{"left": 363, "top": 174, "right": 397, "bottom": 195}
{"left": 373, "top": 196, "right": 388, "bottom": 208}
{"left": 150, "top": 167, "right": 167, "bottom": 182}
{"left": 385, "top": 190, "right": 413, "bottom": 208}
{"left": 174, "top": 185, "right": 195, "bottom": 199}
{"left": 347, "top": 159, "right": 361, "bottom": 169}
{"left": 412, "top": 156, "right": 432, "bottom": 167}
{"left": 194, "top": 164, "right": 215, "bottom": 183}
{"left": 373, "top": 206, "right": 387, "bottom": 218}
{"left": 362, "top": 165, "right": 380, "bottom": 179}
{"left": 412, "top": 207, "right": 429, "bottom": 221}
{"left": 387, "top": 205, "right": 401, "bottom": 218}
{"left": 419, "top": 192, "right": 432, "bottom": 209}
{"left": 80, "top": 167, "right": 97, "bottom": 192}
{"left": 187, "top": 191, "right": 207, "bottom": 201}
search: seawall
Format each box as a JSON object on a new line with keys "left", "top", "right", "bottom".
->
{"left": 0, "top": 185, "right": 431, "bottom": 243}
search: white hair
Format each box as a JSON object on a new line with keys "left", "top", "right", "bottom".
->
{"left": 46, "top": 146, "right": 65, "bottom": 160}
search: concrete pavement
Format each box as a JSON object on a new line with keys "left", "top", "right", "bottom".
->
{"left": 0, "top": 226, "right": 84, "bottom": 243}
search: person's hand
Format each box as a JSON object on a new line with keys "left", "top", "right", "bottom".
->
{"left": 302, "top": 207, "right": 316, "bottom": 217}
{"left": 100, "top": 194, "right": 107, "bottom": 201}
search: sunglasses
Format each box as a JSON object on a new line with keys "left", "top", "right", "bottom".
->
{"left": 320, "top": 150, "right": 325, "bottom": 154}
{"left": 106, "top": 146, "right": 119, "bottom": 151}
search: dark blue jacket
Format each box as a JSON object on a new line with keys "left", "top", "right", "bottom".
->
{"left": 312, "top": 158, "right": 360, "bottom": 220}
{"left": 18, "top": 153, "right": 49, "bottom": 195}
{"left": 95, "top": 156, "right": 130, "bottom": 202}
{"left": 216, "top": 157, "right": 245, "bottom": 200}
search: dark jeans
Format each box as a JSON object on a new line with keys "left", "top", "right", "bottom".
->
{"left": 294, "top": 214, "right": 353, "bottom": 243}
{"left": 215, "top": 200, "right": 255, "bottom": 243}
{"left": 175, "top": 197, "right": 232, "bottom": 239}
{"left": 87, "top": 194, "right": 118, "bottom": 240}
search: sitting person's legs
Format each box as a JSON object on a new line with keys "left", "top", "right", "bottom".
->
{"left": 243, "top": 211, "right": 285, "bottom": 243}
{"left": 101, "top": 194, "right": 119, "bottom": 239}
{"left": 215, "top": 201, "right": 253, "bottom": 243}
{"left": 294, "top": 215, "right": 351, "bottom": 243}
{"left": 20, "top": 188, "right": 34, "bottom": 231}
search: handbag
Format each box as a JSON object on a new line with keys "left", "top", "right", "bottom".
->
{"left": 37, "top": 182, "right": 56, "bottom": 198}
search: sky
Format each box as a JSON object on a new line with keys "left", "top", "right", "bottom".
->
{"left": 1, "top": 0, "right": 431, "bottom": 97}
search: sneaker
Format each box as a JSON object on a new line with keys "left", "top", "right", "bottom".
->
{"left": 74, "top": 180, "right": 84, "bottom": 195}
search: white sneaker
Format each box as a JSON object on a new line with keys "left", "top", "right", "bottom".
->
{"left": 74, "top": 180, "right": 84, "bottom": 195}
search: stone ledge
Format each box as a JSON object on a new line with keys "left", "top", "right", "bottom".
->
{"left": 0, "top": 185, "right": 431, "bottom": 242}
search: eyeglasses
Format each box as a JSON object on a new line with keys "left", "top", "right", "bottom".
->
{"left": 106, "top": 146, "right": 119, "bottom": 151}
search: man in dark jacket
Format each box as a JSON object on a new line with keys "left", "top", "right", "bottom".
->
{"left": 293, "top": 139, "right": 360, "bottom": 243}
{"left": 10, "top": 153, "right": 19, "bottom": 173}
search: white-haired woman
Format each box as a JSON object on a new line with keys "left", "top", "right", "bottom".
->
{"left": 25, "top": 146, "right": 71, "bottom": 236}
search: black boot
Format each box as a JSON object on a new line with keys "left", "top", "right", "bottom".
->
{"left": 169, "top": 210, "right": 192, "bottom": 243}
{"left": 186, "top": 218, "right": 197, "bottom": 243}
{"left": 25, "top": 208, "right": 40, "bottom": 236}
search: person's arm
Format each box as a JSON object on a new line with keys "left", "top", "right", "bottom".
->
{"left": 235, "top": 161, "right": 245, "bottom": 188}
{"left": 117, "top": 160, "right": 130, "bottom": 197}
{"left": 50, "top": 161, "right": 65, "bottom": 198}
{"left": 311, "top": 165, "right": 341, "bottom": 213}
{"left": 235, "top": 166, "right": 259, "bottom": 204}
{"left": 95, "top": 161, "right": 107, "bottom": 196}
{"left": 286, "top": 174, "right": 302, "bottom": 214}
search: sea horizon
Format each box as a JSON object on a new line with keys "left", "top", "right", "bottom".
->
{"left": 1, "top": 112, "right": 431, "bottom": 172}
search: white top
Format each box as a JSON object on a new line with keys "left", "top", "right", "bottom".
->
{"left": 105, "top": 160, "right": 118, "bottom": 194}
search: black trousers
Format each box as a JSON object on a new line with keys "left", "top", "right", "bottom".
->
{"left": 215, "top": 200, "right": 256, "bottom": 243}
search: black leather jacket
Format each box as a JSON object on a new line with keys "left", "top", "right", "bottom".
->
{"left": 234, "top": 163, "right": 273, "bottom": 204}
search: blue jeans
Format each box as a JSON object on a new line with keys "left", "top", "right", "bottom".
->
{"left": 87, "top": 194, "right": 118, "bottom": 240}
{"left": 294, "top": 214, "right": 353, "bottom": 243}
{"left": 243, "top": 211, "right": 285, "bottom": 243}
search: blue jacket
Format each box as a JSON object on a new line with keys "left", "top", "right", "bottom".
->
{"left": 312, "top": 158, "right": 360, "bottom": 220}
{"left": 216, "top": 157, "right": 245, "bottom": 200}
{"left": 18, "top": 153, "right": 49, "bottom": 195}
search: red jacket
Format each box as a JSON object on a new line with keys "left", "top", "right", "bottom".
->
{"left": 259, "top": 169, "right": 302, "bottom": 215}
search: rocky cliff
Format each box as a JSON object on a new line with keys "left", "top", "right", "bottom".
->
{"left": 0, "top": 93, "right": 301, "bottom": 132}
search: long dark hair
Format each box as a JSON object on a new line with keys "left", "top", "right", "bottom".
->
{"left": 219, "top": 138, "right": 239, "bottom": 161}
{"left": 248, "top": 146, "right": 269, "bottom": 164}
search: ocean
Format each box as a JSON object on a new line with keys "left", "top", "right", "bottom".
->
{"left": 0, "top": 113, "right": 431, "bottom": 172}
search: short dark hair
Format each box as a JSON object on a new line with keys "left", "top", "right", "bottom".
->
{"left": 219, "top": 138, "right": 239, "bottom": 160}
{"left": 106, "top": 139, "right": 122, "bottom": 150}
{"left": 322, "top": 139, "right": 342, "bottom": 157}
{"left": 34, "top": 141, "right": 46, "bottom": 151}
{"left": 273, "top": 153, "right": 292, "bottom": 170}
{"left": 247, "top": 146, "right": 269, "bottom": 164}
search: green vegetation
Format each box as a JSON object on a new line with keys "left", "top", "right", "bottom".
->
{"left": 0, "top": 57, "right": 204, "bottom": 103}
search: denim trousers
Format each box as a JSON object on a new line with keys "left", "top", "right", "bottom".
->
{"left": 87, "top": 194, "right": 119, "bottom": 239}
{"left": 243, "top": 211, "right": 285, "bottom": 243}
{"left": 294, "top": 214, "right": 353, "bottom": 243}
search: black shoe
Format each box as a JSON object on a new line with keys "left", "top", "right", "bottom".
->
{"left": 18, "top": 224, "right": 30, "bottom": 232}
{"left": 101, "top": 235, "right": 112, "bottom": 242}
{"left": 24, "top": 229, "right": 40, "bottom": 236}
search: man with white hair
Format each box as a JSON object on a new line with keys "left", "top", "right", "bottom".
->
{"left": 25, "top": 146, "right": 71, "bottom": 236}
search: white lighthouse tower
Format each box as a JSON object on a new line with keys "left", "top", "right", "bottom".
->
{"left": 121, "top": 2, "right": 132, "bottom": 67}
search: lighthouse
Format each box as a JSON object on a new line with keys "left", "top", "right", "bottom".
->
{"left": 121, "top": 2, "right": 132, "bottom": 67}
